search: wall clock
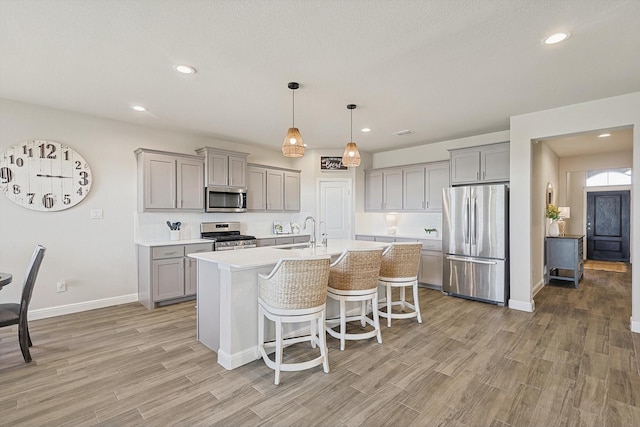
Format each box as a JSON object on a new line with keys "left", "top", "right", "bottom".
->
{"left": 0, "top": 140, "right": 92, "bottom": 211}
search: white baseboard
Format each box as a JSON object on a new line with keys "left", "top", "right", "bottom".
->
{"left": 218, "top": 347, "right": 260, "bottom": 370}
{"left": 532, "top": 279, "right": 545, "bottom": 297}
{"left": 29, "top": 293, "right": 139, "bottom": 321}
{"left": 631, "top": 317, "right": 640, "bottom": 334}
{"left": 508, "top": 298, "right": 535, "bottom": 312}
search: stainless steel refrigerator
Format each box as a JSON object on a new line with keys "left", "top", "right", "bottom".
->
{"left": 442, "top": 184, "right": 509, "bottom": 305}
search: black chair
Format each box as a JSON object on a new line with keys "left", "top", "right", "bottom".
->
{"left": 0, "top": 245, "right": 46, "bottom": 362}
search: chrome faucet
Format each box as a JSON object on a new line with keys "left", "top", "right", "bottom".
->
{"left": 303, "top": 216, "right": 316, "bottom": 247}
{"left": 320, "top": 221, "right": 327, "bottom": 247}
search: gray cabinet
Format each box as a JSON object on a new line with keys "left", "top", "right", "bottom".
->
{"left": 135, "top": 149, "right": 204, "bottom": 212}
{"left": 196, "top": 147, "right": 248, "bottom": 188}
{"left": 138, "top": 242, "right": 214, "bottom": 309}
{"left": 256, "top": 235, "right": 310, "bottom": 247}
{"left": 449, "top": 142, "right": 509, "bottom": 185}
{"left": 545, "top": 235, "right": 584, "bottom": 288}
{"left": 247, "top": 164, "right": 300, "bottom": 212}
{"left": 366, "top": 161, "right": 449, "bottom": 212}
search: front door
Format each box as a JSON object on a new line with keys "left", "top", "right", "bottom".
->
{"left": 319, "top": 179, "right": 352, "bottom": 240}
{"left": 586, "top": 190, "right": 630, "bottom": 261}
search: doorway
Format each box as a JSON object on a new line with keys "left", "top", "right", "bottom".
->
{"left": 318, "top": 179, "right": 352, "bottom": 240}
{"left": 586, "top": 190, "right": 630, "bottom": 261}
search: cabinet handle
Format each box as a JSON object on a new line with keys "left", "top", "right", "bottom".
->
{"left": 476, "top": 172, "right": 479, "bottom": 180}
{"left": 426, "top": 201, "right": 429, "bottom": 209}
{"left": 483, "top": 171, "right": 486, "bottom": 180}
{"left": 165, "top": 251, "right": 178, "bottom": 255}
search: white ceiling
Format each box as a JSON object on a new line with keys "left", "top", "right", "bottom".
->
{"left": 543, "top": 127, "right": 633, "bottom": 157}
{"left": 1, "top": 0, "right": 639, "bottom": 154}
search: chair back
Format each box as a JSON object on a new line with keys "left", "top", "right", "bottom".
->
{"left": 329, "top": 248, "right": 383, "bottom": 291}
{"left": 259, "top": 256, "right": 330, "bottom": 310}
{"left": 19, "top": 245, "right": 46, "bottom": 321}
{"left": 379, "top": 242, "right": 421, "bottom": 279}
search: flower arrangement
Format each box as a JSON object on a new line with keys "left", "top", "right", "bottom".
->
{"left": 546, "top": 204, "right": 560, "bottom": 220}
{"left": 424, "top": 228, "right": 437, "bottom": 234}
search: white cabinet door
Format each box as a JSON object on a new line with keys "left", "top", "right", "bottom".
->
{"left": 176, "top": 158, "right": 204, "bottom": 210}
{"left": 247, "top": 166, "right": 267, "bottom": 210}
{"left": 419, "top": 250, "right": 443, "bottom": 287}
{"left": 481, "top": 144, "right": 510, "bottom": 182}
{"left": 152, "top": 258, "right": 184, "bottom": 301}
{"left": 228, "top": 155, "right": 247, "bottom": 188}
{"left": 403, "top": 166, "right": 426, "bottom": 210}
{"left": 284, "top": 171, "right": 300, "bottom": 211}
{"left": 144, "top": 154, "right": 176, "bottom": 210}
{"left": 425, "top": 162, "right": 449, "bottom": 211}
{"left": 450, "top": 150, "right": 480, "bottom": 185}
{"left": 207, "top": 152, "right": 229, "bottom": 186}
{"left": 383, "top": 169, "right": 403, "bottom": 210}
{"left": 266, "top": 170, "right": 284, "bottom": 211}
{"left": 365, "top": 170, "right": 384, "bottom": 211}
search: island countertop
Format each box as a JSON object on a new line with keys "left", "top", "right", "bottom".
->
{"left": 188, "top": 239, "right": 388, "bottom": 270}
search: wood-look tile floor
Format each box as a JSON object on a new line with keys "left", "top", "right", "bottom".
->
{"left": 1, "top": 267, "right": 638, "bottom": 426}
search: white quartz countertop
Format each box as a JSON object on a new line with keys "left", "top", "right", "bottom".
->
{"left": 135, "top": 238, "right": 213, "bottom": 247}
{"left": 254, "top": 233, "right": 310, "bottom": 239}
{"left": 355, "top": 232, "right": 441, "bottom": 241}
{"left": 189, "top": 239, "right": 388, "bottom": 270}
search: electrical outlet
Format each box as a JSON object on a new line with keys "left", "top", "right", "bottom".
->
{"left": 91, "top": 209, "right": 103, "bottom": 219}
{"left": 56, "top": 281, "right": 66, "bottom": 292}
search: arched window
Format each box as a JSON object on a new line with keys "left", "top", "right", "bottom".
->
{"left": 586, "top": 168, "right": 632, "bottom": 187}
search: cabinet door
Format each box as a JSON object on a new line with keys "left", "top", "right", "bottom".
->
{"left": 365, "top": 170, "right": 384, "bottom": 211}
{"left": 228, "top": 155, "right": 247, "bottom": 188}
{"left": 419, "top": 250, "right": 443, "bottom": 287}
{"left": 247, "top": 166, "right": 267, "bottom": 210}
{"left": 184, "top": 257, "right": 198, "bottom": 296}
{"left": 355, "top": 235, "right": 375, "bottom": 241}
{"left": 403, "top": 166, "right": 426, "bottom": 210}
{"left": 144, "top": 154, "right": 176, "bottom": 209}
{"left": 450, "top": 150, "right": 480, "bottom": 185}
{"left": 275, "top": 237, "right": 294, "bottom": 245}
{"left": 207, "top": 152, "right": 229, "bottom": 186}
{"left": 177, "top": 158, "right": 204, "bottom": 210}
{"left": 481, "top": 144, "right": 510, "bottom": 182}
{"left": 383, "top": 169, "right": 403, "bottom": 210}
{"left": 152, "top": 258, "right": 184, "bottom": 300}
{"left": 284, "top": 172, "right": 300, "bottom": 211}
{"left": 425, "top": 163, "right": 449, "bottom": 211}
{"left": 266, "top": 170, "right": 284, "bottom": 211}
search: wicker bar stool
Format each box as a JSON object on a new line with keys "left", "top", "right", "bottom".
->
{"left": 325, "top": 248, "right": 384, "bottom": 351}
{"left": 258, "top": 256, "right": 331, "bottom": 385}
{"left": 378, "top": 242, "right": 423, "bottom": 327}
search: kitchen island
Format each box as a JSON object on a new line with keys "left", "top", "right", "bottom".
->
{"left": 189, "top": 239, "right": 388, "bottom": 370}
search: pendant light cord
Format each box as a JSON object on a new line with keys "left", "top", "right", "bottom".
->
{"left": 350, "top": 108, "right": 353, "bottom": 142}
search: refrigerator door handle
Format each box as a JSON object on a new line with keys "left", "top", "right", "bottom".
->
{"left": 470, "top": 197, "right": 477, "bottom": 246}
{"left": 446, "top": 256, "right": 497, "bottom": 265}
{"left": 464, "top": 197, "right": 470, "bottom": 244}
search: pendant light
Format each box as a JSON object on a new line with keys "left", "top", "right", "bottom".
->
{"left": 282, "top": 82, "right": 305, "bottom": 158}
{"left": 341, "top": 104, "right": 361, "bottom": 167}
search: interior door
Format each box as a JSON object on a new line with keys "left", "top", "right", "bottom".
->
{"left": 586, "top": 190, "right": 630, "bottom": 261}
{"left": 319, "top": 179, "right": 352, "bottom": 240}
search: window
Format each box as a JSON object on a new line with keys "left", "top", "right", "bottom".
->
{"left": 586, "top": 168, "right": 632, "bottom": 187}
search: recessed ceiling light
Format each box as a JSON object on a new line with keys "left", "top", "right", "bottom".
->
{"left": 131, "top": 105, "right": 147, "bottom": 112}
{"left": 598, "top": 133, "right": 611, "bottom": 138}
{"left": 174, "top": 64, "right": 197, "bottom": 74}
{"left": 543, "top": 32, "right": 570, "bottom": 45}
{"left": 361, "top": 128, "right": 371, "bottom": 133}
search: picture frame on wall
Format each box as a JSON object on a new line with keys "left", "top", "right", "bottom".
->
{"left": 320, "top": 156, "right": 348, "bottom": 171}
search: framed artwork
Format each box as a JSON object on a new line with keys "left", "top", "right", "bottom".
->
{"left": 320, "top": 156, "right": 347, "bottom": 171}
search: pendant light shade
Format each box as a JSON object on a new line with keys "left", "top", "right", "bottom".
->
{"left": 282, "top": 82, "right": 305, "bottom": 158}
{"left": 341, "top": 104, "right": 361, "bottom": 167}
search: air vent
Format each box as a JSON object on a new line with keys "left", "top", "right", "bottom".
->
{"left": 393, "top": 129, "right": 414, "bottom": 136}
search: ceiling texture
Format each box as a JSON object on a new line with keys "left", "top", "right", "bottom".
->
{"left": 1, "top": 0, "right": 639, "bottom": 154}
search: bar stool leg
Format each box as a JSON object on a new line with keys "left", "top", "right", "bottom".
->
{"left": 275, "top": 318, "right": 283, "bottom": 385}
{"left": 339, "top": 299, "right": 346, "bottom": 351}
{"left": 372, "top": 293, "right": 382, "bottom": 344}
{"left": 386, "top": 283, "right": 392, "bottom": 327}
{"left": 413, "top": 282, "right": 422, "bottom": 323}
{"left": 320, "top": 312, "right": 330, "bottom": 373}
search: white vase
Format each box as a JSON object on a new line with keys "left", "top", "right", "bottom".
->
{"left": 548, "top": 220, "right": 559, "bottom": 237}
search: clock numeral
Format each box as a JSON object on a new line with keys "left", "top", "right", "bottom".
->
{"left": 42, "top": 193, "right": 55, "bottom": 209}
{"left": 79, "top": 171, "right": 89, "bottom": 186}
{"left": 22, "top": 145, "right": 33, "bottom": 157}
{"left": 27, "top": 193, "right": 35, "bottom": 204}
{"left": 63, "top": 194, "right": 71, "bottom": 205}
{"left": 0, "top": 167, "right": 12, "bottom": 184}
{"left": 64, "top": 150, "right": 69, "bottom": 161}
{"left": 13, "top": 184, "right": 21, "bottom": 194}
{"left": 39, "top": 143, "right": 57, "bottom": 159}
{"left": 77, "top": 187, "right": 83, "bottom": 196}
{"left": 9, "top": 155, "right": 24, "bottom": 167}
{"left": 75, "top": 161, "right": 81, "bottom": 170}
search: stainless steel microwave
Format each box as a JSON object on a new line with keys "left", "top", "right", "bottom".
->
{"left": 205, "top": 186, "right": 247, "bottom": 212}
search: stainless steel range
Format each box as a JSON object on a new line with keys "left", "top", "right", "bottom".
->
{"left": 200, "top": 222, "right": 257, "bottom": 251}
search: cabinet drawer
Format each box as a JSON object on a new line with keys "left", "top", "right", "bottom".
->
{"left": 152, "top": 246, "right": 185, "bottom": 259}
{"left": 257, "top": 238, "right": 276, "bottom": 247}
{"left": 374, "top": 236, "right": 395, "bottom": 243}
{"left": 293, "top": 236, "right": 310, "bottom": 244}
{"left": 355, "top": 235, "right": 375, "bottom": 241}
{"left": 275, "top": 237, "right": 294, "bottom": 245}
{"left": 419, "top": 240, "right": 442, "bottom": 251}
{"left": 185, "top": 243, "right": 214, "bottom": 255}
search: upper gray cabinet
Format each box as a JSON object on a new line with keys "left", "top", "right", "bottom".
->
{"left": 195, "top": 147, "right": 248, "bottom": 188}
{"left": 135, "top": 148, "right": 204, "bottom": 212}
{"left": 449, "top": 142, "right": 509, "bottom": 185}
{"left": 365, "top": 161, "right": 450, "bottom": 212}
{"left": 247, "top": 164, "right": 300, "bottom": 212}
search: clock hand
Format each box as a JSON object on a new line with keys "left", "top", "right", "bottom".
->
{"left": 36, "top": 174, "right": 73, "bottom": 178}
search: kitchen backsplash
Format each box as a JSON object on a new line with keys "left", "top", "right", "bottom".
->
{"left": 354, "top": 212, "right": 442, "bottom": 238}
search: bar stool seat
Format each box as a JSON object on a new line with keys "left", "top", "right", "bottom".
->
{"left": 257, "top": 256, "right": 331, "bottom": 385}
{"left": 377, "top": 242, "right": 423, "bottom": 327}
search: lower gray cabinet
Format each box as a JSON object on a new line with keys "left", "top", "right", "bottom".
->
{"left": 138, "top": 242, "right": 214, "bottom": 309}
{"left": 256, "top": 235, "right": 310, "bottom": 247}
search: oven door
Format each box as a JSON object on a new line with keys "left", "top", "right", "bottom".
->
{"left": 206, "top": 187, "right": 247, "bottom": 213}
